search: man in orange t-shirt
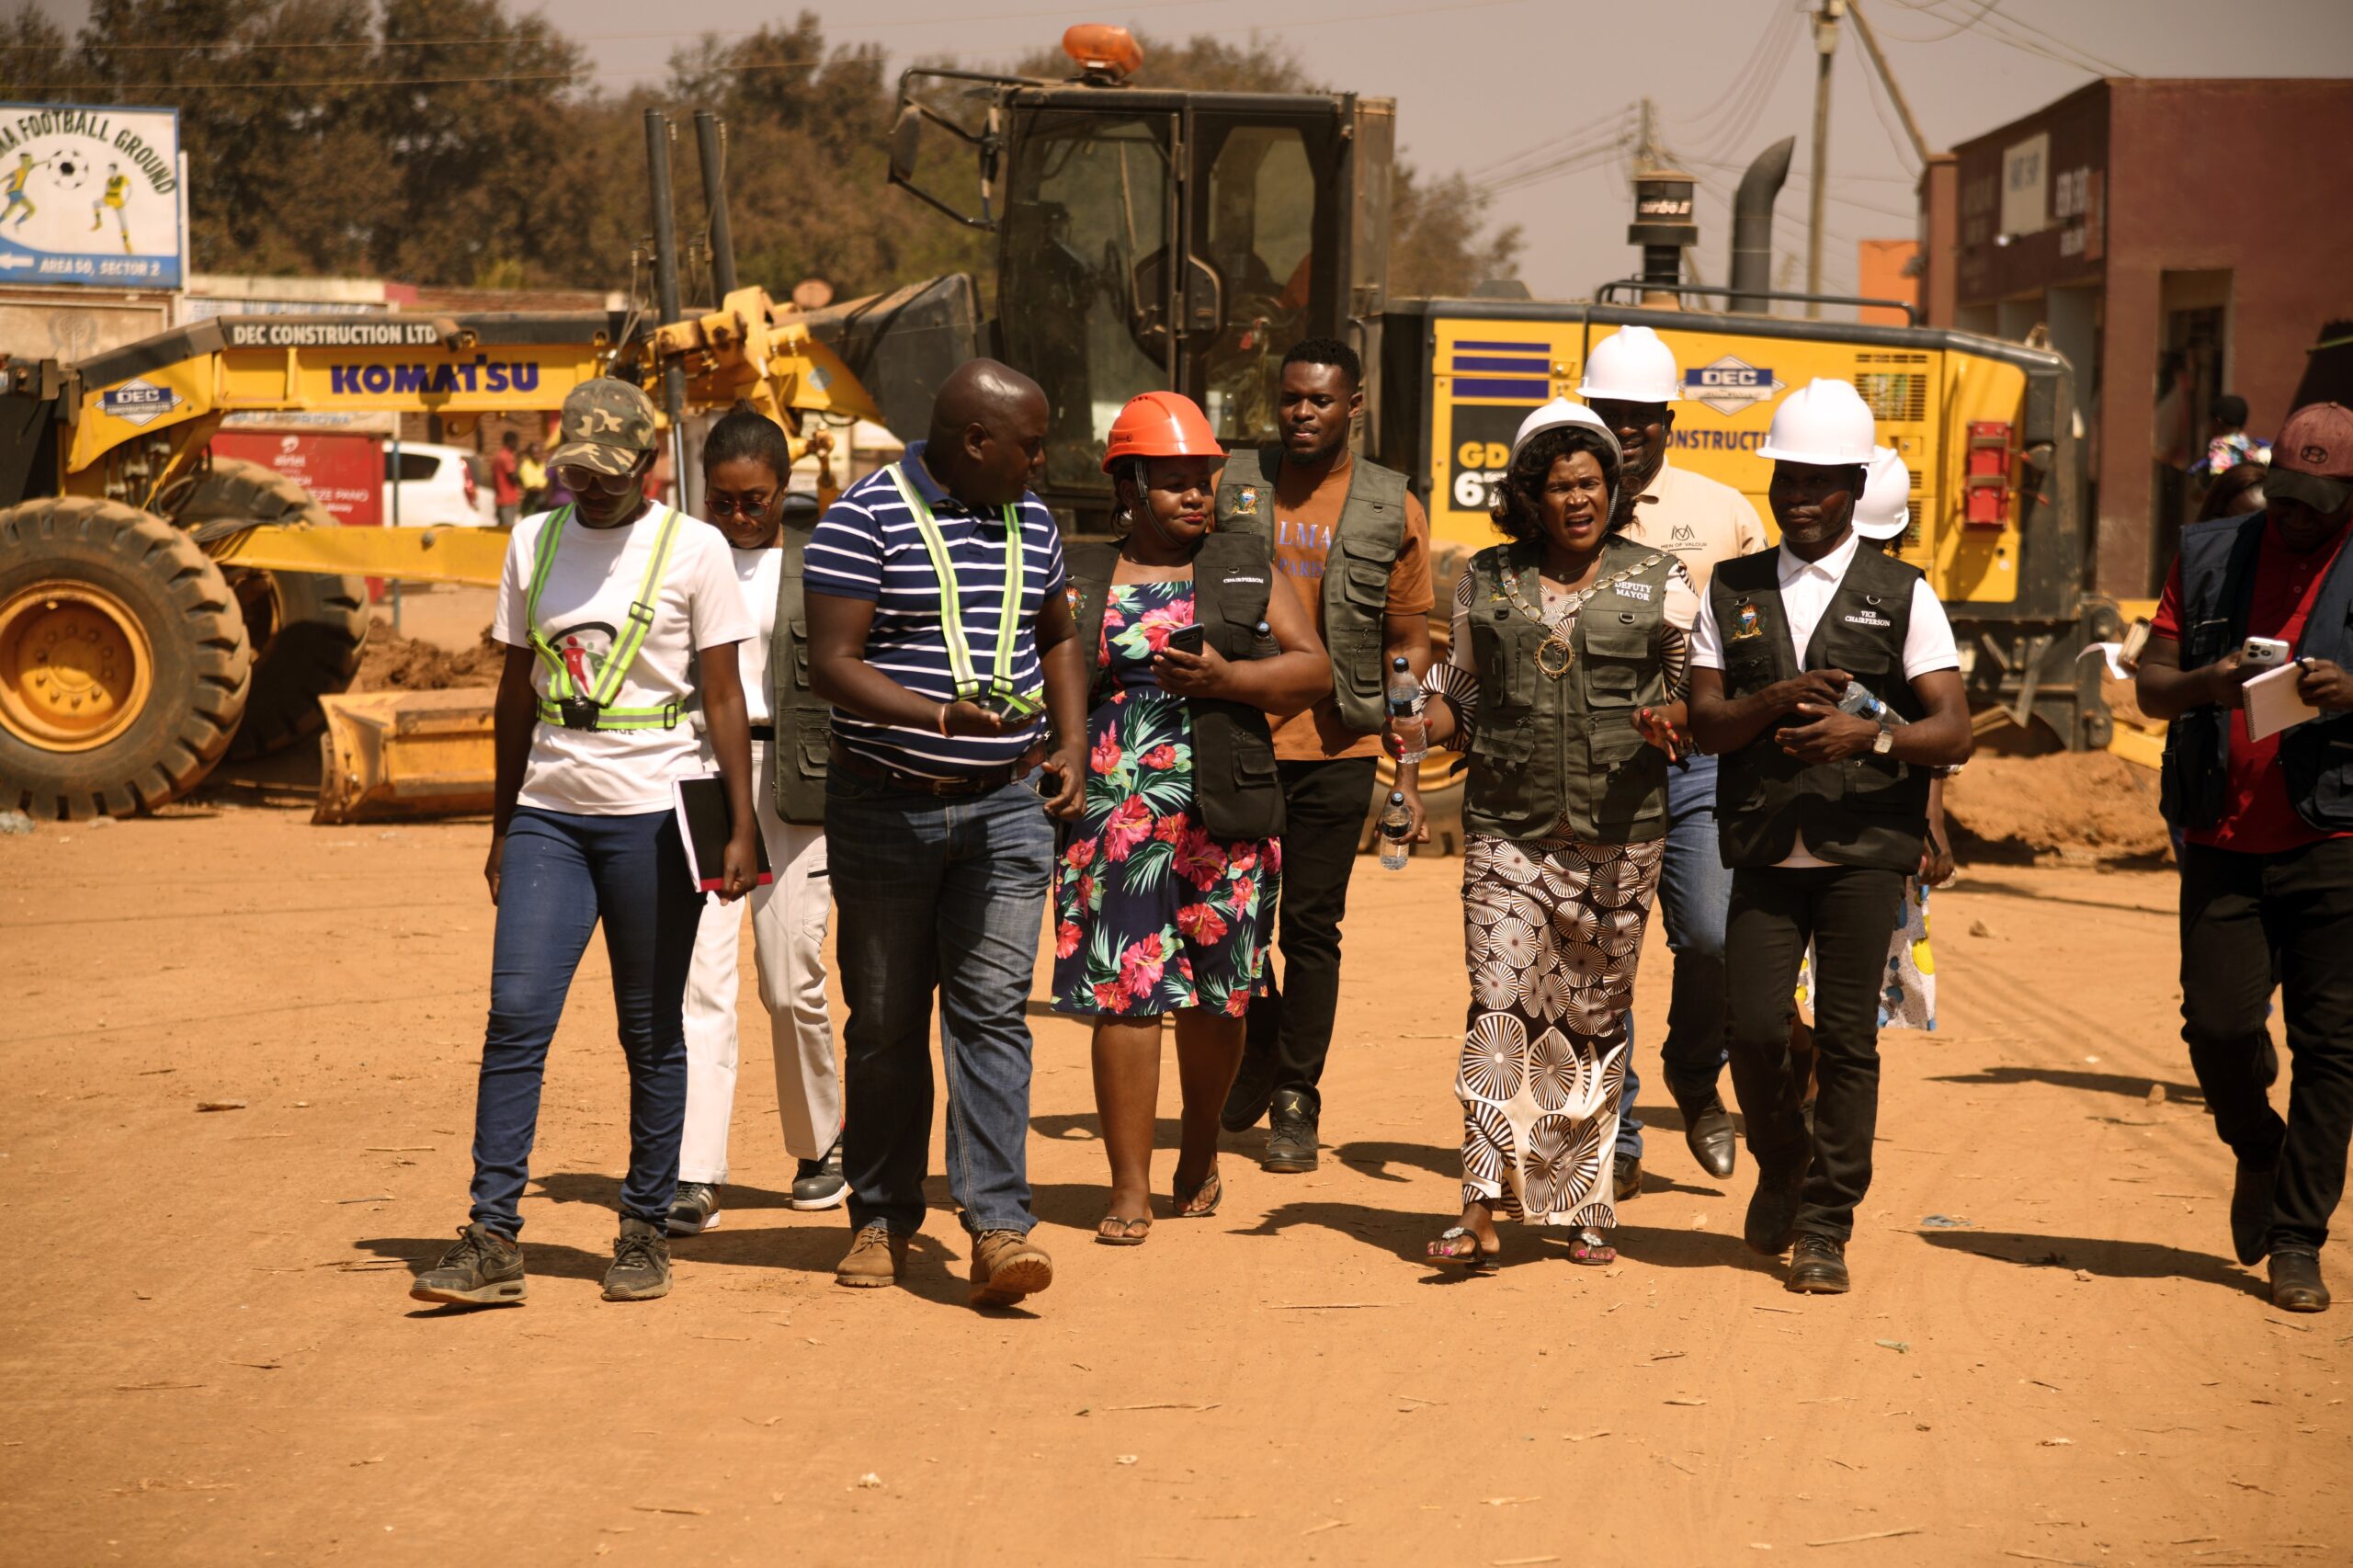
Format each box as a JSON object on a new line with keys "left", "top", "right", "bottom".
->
{"left": 1213, "top": 338, "right": 1434, "bottom": 1171}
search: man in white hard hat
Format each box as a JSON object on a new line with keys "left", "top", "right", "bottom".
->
{"left": 1579, "top": 324, "right": 1770, "bottom": 1197}
{"left": 1688, "top": 380, "right": 1972, "bottom": 1295}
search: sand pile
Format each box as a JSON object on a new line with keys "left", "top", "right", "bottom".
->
{"left": 354, "top": 626, "right": 502, "bottom": 691}
{"left": 1943, "top": 749, "right": 2171, "bottom": 862}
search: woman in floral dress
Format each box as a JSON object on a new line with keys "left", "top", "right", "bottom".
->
{"left": 1408, "top": 400, "right": 1697, "bottom": 1274}
{"left": 1053, "top": 393, "right": 1329, "bottom": 1244}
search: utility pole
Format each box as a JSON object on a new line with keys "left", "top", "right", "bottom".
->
{"left": 1807, "top": 0, "right": 1844, "bottom": 319}
{"left": 1636, "top": 97, "right": 1661, "bottom": 174}
{"left": 1847, "top": 0, "right": 1929, "bottom": 165}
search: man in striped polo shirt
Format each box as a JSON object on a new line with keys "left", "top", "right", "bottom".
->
{"left": 804, "top": 359, "right": 1087, "bottom": 1309}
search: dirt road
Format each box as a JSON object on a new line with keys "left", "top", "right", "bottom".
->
{"left": 1, "top": 802, "right": 2344, "bottom": 1565}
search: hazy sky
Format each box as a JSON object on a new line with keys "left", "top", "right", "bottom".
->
{"left": 28, "top": 0, "right": 2353, "bottom": 300}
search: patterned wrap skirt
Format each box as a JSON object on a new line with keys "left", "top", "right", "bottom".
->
{"left": 1457, "top": 832, "right": 1666, "bottom": 1227}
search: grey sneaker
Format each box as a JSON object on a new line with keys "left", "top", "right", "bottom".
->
{"left": 410, "top": 1222, "right": 527, "bottom": 1307}
{"left": 666, "top": 1181, "right": 722, "bottom": 1236}
{"left": 791, "top": 1141, "right": 847, "bottom": 1211}
{"left": 1262, "top": 1088, "right": 1320, "bottom": 1173}
{"left": 602, "top": 1217, "right": 672, "bottom": 1302}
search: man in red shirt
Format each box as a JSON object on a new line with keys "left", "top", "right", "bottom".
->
{"left": 491, "top": 430, "right": 524, "bottom": 526}
{"left": 2139, "top": 403, "right": 2353, "bottom": 1313}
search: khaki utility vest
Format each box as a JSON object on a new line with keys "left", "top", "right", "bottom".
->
{"left": 1213, "top": 445, "right": 1408, "bottom": 734}
{"left": 768, "top": 515, "right": 828, "bottom": 824}
{"left": 1065, "top": 530, "right": 1285, "bottom": 841}
{"left": 1459, "top": 537, "right": 1677, "bottom": 844}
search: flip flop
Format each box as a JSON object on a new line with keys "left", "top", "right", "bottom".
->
{"left": 1096, "top": 1213, "right": 1152, "bottom": 1246}
{"left": 1173, "top": 1164, "right": 1222, "bottom": 1219}
{"left": 1427, "top": 1225, "right": 1499, "bottom": 1276}
{"left": 1569, "top": 1228, "right": 1616, "bottom": 1267}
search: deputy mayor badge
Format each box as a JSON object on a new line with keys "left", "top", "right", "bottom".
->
{"left": 1230, "top": 485, "right": 1259, "bottom": 517}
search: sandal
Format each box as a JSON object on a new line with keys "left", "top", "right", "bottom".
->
{"left": 1173, "top": 1164, "right": 1222, "bottom": 1219}
{"left": 1427, "top": 1225, "right": 1500, "bottom": 1276}
{"left": 1096, "top": 1213, "right": 1152, "bottom": 1246}
{"left": 1569, "top": 1227, "right": 1616, "bottom": 1267}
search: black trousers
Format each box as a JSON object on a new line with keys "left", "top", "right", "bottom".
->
{"left": 2179, "top": 837, "right": 2353, "bottom": 1251}
{"left": 1244, "top": 756, "right": 1381, "bottom": 1107}
{"left": 1723, "top": 863, "right": 1905, "bottom": 1242}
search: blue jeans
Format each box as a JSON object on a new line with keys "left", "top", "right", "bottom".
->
{"left": 1618, "top": 753, "right": 1734, "bottom": 1159}
{"left": 469, "top": 807, "right": 699, "bottom": 1238}
{"left": 827, "top": 768, "right": 1056, "bottom": 1237}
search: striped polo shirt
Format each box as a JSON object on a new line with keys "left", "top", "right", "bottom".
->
{"left": 804, "top": 441, "right": 1066, "bottom": 778}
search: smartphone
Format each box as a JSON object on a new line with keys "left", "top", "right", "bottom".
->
{"left": 1167, "top": 623, "right": 1206, "bottom": 656}
{"left": 2243, "top": 636, "right": 2292, "bottom": 671}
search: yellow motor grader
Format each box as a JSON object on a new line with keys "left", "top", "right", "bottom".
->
{"left": 0, "top": 284, "right": 878, "bottom": 821}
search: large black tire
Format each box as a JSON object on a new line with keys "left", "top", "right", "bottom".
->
{"left": 176, "top": 456, "right": 368, "bottom": 759}
{"left": 0, "top": 496, "right": 252, "bottom": 819}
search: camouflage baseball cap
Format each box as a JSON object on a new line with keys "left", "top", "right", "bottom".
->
{"left": 550, "top": 379, "right": 660, "bottom": 476}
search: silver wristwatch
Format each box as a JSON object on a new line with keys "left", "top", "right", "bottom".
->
{"left": 1870, "top": 728, "right": 1894, "bottom": 756}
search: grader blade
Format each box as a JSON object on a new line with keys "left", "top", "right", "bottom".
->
{"left": 314, "top": 688, "right": 496, "bottom": 824}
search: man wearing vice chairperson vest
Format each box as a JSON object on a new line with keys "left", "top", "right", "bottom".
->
{"left": 1583, "top": 325, "right": 1771, "bottom": 1198}
{"left": 1688, "top": 379, "right": 1972, "bottom": 1296}
{"left": 1212, "top": 337, "right": 1436, "bottom": 1172}
{"left": 803, "top": 359, "right": 1089, "bottom": 1310}
{"left": 2137, "top": 403, "right": 2353, "bottom": 1314}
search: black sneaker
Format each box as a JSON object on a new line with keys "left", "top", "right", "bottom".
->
{"left": 1745, "top": 1160, "right": 1808, "bottom": 1256}
{"left": 1262, "top": 1087, "right": 1319, "bottom": 1173}
{"left": 603, "top": 1217, "right": 672, "bottom": 1302}
{"left": 791, "top": 1140, "right": 848, "bottom": 1211}
{"left": 1221, "top": 1045, "right": 1279, "bottom": 1133}
{"left": 410, "top": 1222, "right": 527, "bottom": 1307}
{"left": 666, "top": 1181, "right": 722, "bottom": 1236}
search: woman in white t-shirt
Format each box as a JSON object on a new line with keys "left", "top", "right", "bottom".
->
{"left": 410, "top": 379, "right": 757, "bottom": 1310}
{"left": 668, "top": 407, "right": 847, "bottom": 1239}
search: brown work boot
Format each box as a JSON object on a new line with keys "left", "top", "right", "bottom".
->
{"left": 835, "top": 1222, "right": 907, "bottom": 1289}
{"left": 969, "top": 1229, "right": 1053, "bottom": 1308}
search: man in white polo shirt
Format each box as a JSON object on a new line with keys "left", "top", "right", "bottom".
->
{"left": 1688, "top": 379, "right": 1972, "bottom": 1296}
{"left": 1583, "top": 325, "right": 1770, "bottom": 1196}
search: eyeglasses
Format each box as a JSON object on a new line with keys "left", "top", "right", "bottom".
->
{"left": 553, "top": 462, "right": 638, "bottom": 497}
{"left": 705, "top": 490, "right": 777, "bottom": 518}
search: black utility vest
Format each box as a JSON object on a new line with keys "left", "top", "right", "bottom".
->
{"left": 1065, "top": 531, "right": 1285, "bottom": 841}
{"left": 1460, "top": 537, "right": 1677, "bottom": 844}
{"left": 2160, "top": 509, "right": 2353, "bottom": 834}
{"left": 1710, "top": 543, "right": 1929, "bottom": 871}
{"left": 1212, "top": 445, "right": 1409, "bottom": 733}
{"left": 767, "top": 517, "right": 827, "bottom": 825}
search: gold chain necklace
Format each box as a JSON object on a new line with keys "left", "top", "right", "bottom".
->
{"left": 1497, "top": 551, "right": 1667, "bottom": 679}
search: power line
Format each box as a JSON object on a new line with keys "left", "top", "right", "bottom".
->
{"left": 1470, "top": 103, "right": 1637, "bottom": 182}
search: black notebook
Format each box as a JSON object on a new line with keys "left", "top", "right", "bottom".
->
{"left": 670, "top": 772, "right": 774, "bottom": 892}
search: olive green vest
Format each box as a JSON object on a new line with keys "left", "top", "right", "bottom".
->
{"left": 768, "top": 517, "right": 827, "bottom": 825}
{"left": 1458, "top": 536, "right": 1677, "bottom": 844}
{"left": 1065, "top": 531, "right": 1285, "bottom": 841}
{"left": 1213, "top": 445, "right": 1408, "bottom": 733}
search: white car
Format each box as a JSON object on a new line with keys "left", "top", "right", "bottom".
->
{"left": 383, "top": 441, "right": 495, "bottom": 528}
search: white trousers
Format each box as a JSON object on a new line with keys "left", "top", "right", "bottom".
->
{"left": 680, "top": 738, "right": 842, "bottom": 1183}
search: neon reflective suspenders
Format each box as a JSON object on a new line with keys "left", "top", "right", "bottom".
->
{"left": 523, "top": 503, "right": 688, "bottom": 730}
{"left": 883, "top": 462, "right": 1025, "bottom": 700}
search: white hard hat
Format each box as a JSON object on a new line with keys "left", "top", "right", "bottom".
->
{"left": 1574, "top": 324, "right": 1680, "bottom": 403}
{"left": 1852, "top": 446, "right": 1912, "bottom": 540}
{"left": 1511, "top": 397, "right": 1625, "bottom": 468}
{"left": 1756, "top": 378, "right": 1878, "bottom": 467}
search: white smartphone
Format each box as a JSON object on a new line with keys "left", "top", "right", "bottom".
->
{"left": 2243, "top": 636, "right": 2292, "bottom": 670}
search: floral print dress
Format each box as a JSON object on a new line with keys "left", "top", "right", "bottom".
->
{"left": 1050, "top": 580, "right": 1279, "bottom": 1018}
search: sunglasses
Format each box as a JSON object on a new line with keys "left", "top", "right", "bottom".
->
{"left": 705, "top": 490, "right": 777, "bottom": 518}
{"left": 553, "top": 463, "right": 640, "bottom": 498}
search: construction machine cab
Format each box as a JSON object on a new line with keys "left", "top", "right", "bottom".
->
{"left": 888, "top": 29, "right": 1393, "bottom": 512}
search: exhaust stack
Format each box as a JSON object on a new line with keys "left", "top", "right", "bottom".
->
{"left": 1730, "top": 137, "right": 1795, "bottom": 314}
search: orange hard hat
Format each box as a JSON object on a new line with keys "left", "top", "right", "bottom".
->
{"left": 1100, "top": 391, "right": 1224, "bottom": 472}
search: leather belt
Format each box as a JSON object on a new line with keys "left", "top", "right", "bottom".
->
{"left": 828, "top": 737, "right": 1045, "bottom": 798}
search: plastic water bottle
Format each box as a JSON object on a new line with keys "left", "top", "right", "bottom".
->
{"left": 1378, "top": 790, "right": 1412, "bottom": 871}
{"left": 1386, "top": 655, "right": 1427, "bottom": 764}
{"left": 1835, "top": 678, "right": 1910, "bottom": 727}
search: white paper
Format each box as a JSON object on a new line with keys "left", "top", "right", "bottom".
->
{"left": 2243, "top": 662, "right": 2320, "bottom": 741}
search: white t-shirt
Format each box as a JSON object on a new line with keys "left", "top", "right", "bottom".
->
{"left": 1689, "top": 533, "right": 1960, "bottom": 867}
{"left": 492, "top": 506, "right": 753, "bottom": 815}
{"left": 729, "top": 545, "right": 781, "bottom": 726}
